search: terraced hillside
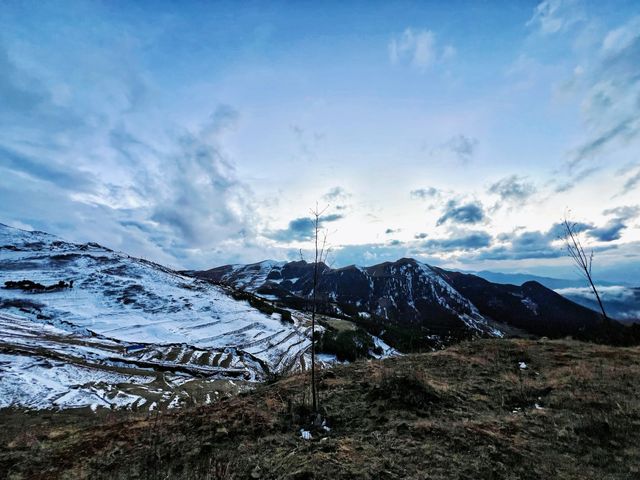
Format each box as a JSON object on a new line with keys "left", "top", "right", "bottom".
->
{"left": 0, "top": 224, "right": 317, "bottom": 410}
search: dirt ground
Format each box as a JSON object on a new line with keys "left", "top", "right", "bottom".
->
{"left": 2, "top": 338, "right": 639, "bottom": 479}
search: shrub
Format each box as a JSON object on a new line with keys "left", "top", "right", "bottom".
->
{"left": 318, "top": 328, "right": 375, "bottom": 362}
{"left": 371, "top": 370, "right": 442, "bottom": 410}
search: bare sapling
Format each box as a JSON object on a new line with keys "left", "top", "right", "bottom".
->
{"left": 561, "top": 215, "right": 609, "bottom": 322}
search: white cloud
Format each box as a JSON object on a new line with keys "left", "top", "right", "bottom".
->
{"left": 602, "top": 16, "right": 640, "bottom": 53}
{"left": 388, "top": 28, "right": 453, "bottom": 71}
{"left": 527, "top": 0, "right": 583, "bottom": 35}
{"left": 442, "top": 44, "right": 457, "bottom": 61}
{"left": 568, "top": 15, "right": 640, "bottom": 168}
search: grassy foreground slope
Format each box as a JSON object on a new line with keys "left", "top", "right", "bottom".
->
{"left": 2, "top": 339, "right": 640, "bottom": 479}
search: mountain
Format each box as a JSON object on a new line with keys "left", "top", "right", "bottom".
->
{"left": 0, "top": 224, "right": 321, "bottom": 410}
{"left": 194, "top": 258, "right": 608, "bottom": 348}
{"left": 473, "top": 269, "right": 627, "bottom": 289}
{"left": 196, "top": 259, "right": 501, "bottom": 347}
{"left": 471, "top": 270, "right": 595, "bottom": 289}
{"left": 433, "top": 269, "right": 605, "bottom": 337}
{"left": 472, "top": 270, "right": 639, "bottom": 324}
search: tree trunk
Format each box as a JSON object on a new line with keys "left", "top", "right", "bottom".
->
{"left": 311, "top": 214, "right": 318, "bottom": 413}
{"left": 588, "top": 277, "right": 609, "bottom": 323}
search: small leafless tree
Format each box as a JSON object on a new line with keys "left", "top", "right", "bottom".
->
{"left": 561, "top": 215, "right": 609, "bottom": 322}
{"left": 309, "top": 203, "right": 330, "bottom": 414}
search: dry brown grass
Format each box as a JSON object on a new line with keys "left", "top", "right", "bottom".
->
{"left": 2, "top": 339, "right": 640, "bottom": 479}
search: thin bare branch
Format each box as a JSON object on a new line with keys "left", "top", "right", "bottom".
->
{"left": 561, "top": 214, "right": 609, "bottom": 322}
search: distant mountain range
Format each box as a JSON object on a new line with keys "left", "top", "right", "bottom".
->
{"left": 193, "top": 258, "right": 632, "bottom": 350}
{"left": 470, "top": 271, "right": 639, "bottom": 324}
{"left": 471, "top": 271, "right": 615, "bottom": 289}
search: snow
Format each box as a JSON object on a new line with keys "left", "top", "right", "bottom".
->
{"left": 0, "top": 225, "right": 311, "bottom": 410}
{"left": 0, "top": 351, "right": 151, "bottom": 410}
{"left": 521, "top": 297, "right": 539, "bottom": 315}
{"left": 519, "top": 362, "right": 528, "bottom": 370}
{"left": 167, "top": 396, "right": 181, "bottom": 409}
{"left": 300, "top": 429, "right": 312, "bottom": 440}
{"left": 370, "top": 335, "right": 399, "bottom": 359}
{"left": 221, "top": 260, "right": 286, "bottom": 290}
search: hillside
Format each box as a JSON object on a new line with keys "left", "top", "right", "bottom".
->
{"left": 2, "top": 339, "right": 639, "bottom": 479}
{"left": 0, "top": 225, "right": 316, "bottom": 410}
{"left": 194, "top": 258, "right": 611, "bottom": 349}
{"left": 434, "top": 268, "right": 605, "bottom": 337}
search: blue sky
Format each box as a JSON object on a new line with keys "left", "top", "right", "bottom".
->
{"left": 1, "top": 0, "right": 639, "bottom": 281}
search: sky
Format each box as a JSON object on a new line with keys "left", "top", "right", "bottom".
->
{"left": 0, "top": 0, "right": 639, "bottom": 282}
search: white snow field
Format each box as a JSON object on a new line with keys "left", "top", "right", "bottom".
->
{"left": 0, "top": 224, "right": 313, "bottom": 410}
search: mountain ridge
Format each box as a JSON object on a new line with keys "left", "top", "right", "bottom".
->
{"left": 193, "top": 257, "right": 616, "bottom": 349}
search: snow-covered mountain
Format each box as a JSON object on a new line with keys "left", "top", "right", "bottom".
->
{"left": 0, "top": 224, "right": 320, "bottom": 411}
{"left": 197, "top": 259, "right": 499, "bottom": 337}
{"left": 196, "top": 258, "right": 607, "bottom": 347}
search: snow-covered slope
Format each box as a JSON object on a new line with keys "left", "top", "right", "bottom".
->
{"left": 0, "top": 224, "right": 314, "bottom": 410}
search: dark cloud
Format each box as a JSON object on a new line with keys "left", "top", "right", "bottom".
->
{"left": 410, "top": 187, "right": 439, "bottom": 200}
{"left": 0, "top": 146, "right": 96, "bottom": 191}
{"left": 414, "top": 232, "right": 428, "bottom": 239}
{"left": 322, "top": 186, "right": 350, "bottom": 202}
{"left": 269, "top": 218, "right": 315, "bottom": 242}
{"left": 572, "top": 118, "right": 639, "bottom": 166}
{"left": 588, "top": 219, "right": 626, "bottom": 242}
{"left": 0, "top": 167, "right": 180, "bottom": 267}
{"left": 323, "top": 214, "right": 344, "bottom": 223}
{"left": 587, "top": 204, "right": 640, "bottom": 242}
{"left": 553, "top": 166, "right": 600, "bottom": 193}
{"left": 267, "top": 214, "right": 343, "bottom": 243}
{"left": 488, "top": 175, "right": 536, "bottom": 203}
{"left": 443, "top": 135, "right": 478, "bottom": 162}
{"left": 472, "top": 222, "right": 594, "bottom": 261}
{"left": 545, "top": 221, "right": 592, "bottom": 240}
{"left": 602, "top": 205, "right": 640, "bottom": 220}
{"left": 436, "top": 200, "right": 485, "bottom": 226}
{"left": 621, "top": 168, "right": 640, "bottom": 195}
{"left": 424, "top": 231, "right": 492, "bottom": 251}
{"left": 385, "top": 228, "right": 399, "bottom": 234}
